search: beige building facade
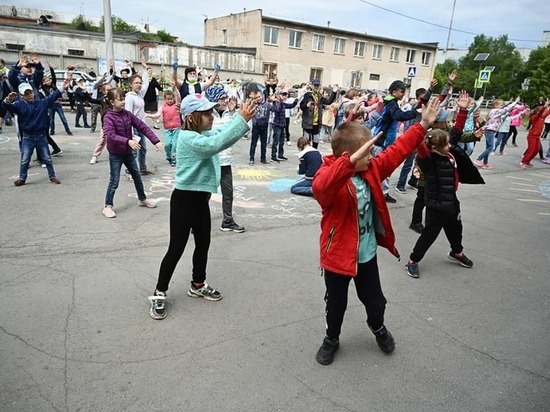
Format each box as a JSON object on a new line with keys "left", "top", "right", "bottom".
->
{"left": 204, "top": 9, "right": 438, "bottom": 91}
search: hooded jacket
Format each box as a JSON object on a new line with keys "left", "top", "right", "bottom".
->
{"left": 373, "top": 95, "right": 418, "bottom": 148}
{"left": 103, "top": 109, "right": 160, "bottom": 156}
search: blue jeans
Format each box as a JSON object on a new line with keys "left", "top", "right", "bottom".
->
{"left": 458, "top": 142, "right": 475, "bottom": 156}
{"left": 271, "top": 125, "right": 285, "bottom": 159}
{"left": 49, "top": 103, "right": 71, "bottom": 134}
{"left": 105, "top": 152, "right": 146, "bottom": 207}
{"left": 495, "top": 131, "right": 509, "bottom": 153}
{"left": 19, "top": 132, "right": 56, "bottom": 180}
{"left": 133, "top": 129, "right": 148, "bottom": 171}
{"left": 477, "top": 130, "right": 496, "bottom": 165}
{"left": 164, "top": 129, "right": 179, "bottom": 164}
{"left": 290, "top": 178, "right": 313, "bottom": 196}
{"left": 396, "top": 151, "right": 417, "bottom": 190}
{"left": 250, "top": 125, "right": 268, "bottom": 162}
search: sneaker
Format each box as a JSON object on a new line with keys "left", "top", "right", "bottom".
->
{"left": 50, "top": 177, "right": 61, "bottom": 184}
{"left": 148, "top": 290, "right": 167, "bottom": 320}
{"left": 52, "top": 150, "right": 63, "bottom": 157}
{"left": 41, "top": 163, "right": 47, "bottom": 168}
{"left": 13, "top": 179, "right": 25, "bottom": 186}
{"left": 409, "top": 222, "right": 424, "bottom": 234}
{"left": 187, "top": 282, "right": 222, "bottom": 301}
{"left": 90, "top": 128, "right": 96, "bottom": 133}
{"left": 498, "top": 152, "right": 507, "bottom": 156}
{"left": 371, "top": 325, "right": 395, "bottom": 354}
{"left": 249, "top": 160, "right": 255, "bottom": 165}
{"left": 83, "top": 125, "right": 91, "bottom": 128}
{"left": 395, "top": 187, "right": 406, "bottom": 194}
{"left": 315, "top": 337, "right": 340, "bottom": 365}
{"left": 271, "top": 157, "right": 280, "bottom": 163}
{"left": 277, "top": 156, "right": 288, "bottom": 161}
{"left": 138, "top": 199, "right": 157, "bottom": 208}
{"left": 67, "top": 131, "right": 73, "bottom": 136}
{"left": 474, "top": 159, "right": 483, "bottom": 167}
{"left": 481, "top": 164, "right": 493, "bottom": 169}
{"left": 260, "top": 160, "right": 269, "bottom": 164}
{"left": 89, "top": 156, "right": 98, "bottom": 164}
{"left": 518, "top": 162, "right": 527, "bottom": 169}
{"left": 287, "top": 141, "right": 291, "bottom": 146}
{"left": 102, "top": 206, "right": 116, "bottom": 218}
{"left": 512, "top": 143, "right": 518, "bottom": 147}
{"left": 75, "top": 124, "right": 82, "bottom": 128}
{"left": 406, "top": 261, "right": 419, "bottom": 278}
{"left": 220, "top": 222, "right": 245, "bottom": 233}
{"left": 140, "top": 169, "right": 154, "bottom": 176}
{"left": 384, "top": 194, "right": 397, "bottom": 203}
{"left": 124, "top": 174, "right": 133, "bottom": 182}
{"left": 542, "top": 158, "right": 550, "bottom": 164}
{"left": 447, "top": 251, "right": 473, "bottom": 268}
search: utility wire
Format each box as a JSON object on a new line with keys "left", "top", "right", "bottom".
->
{"left": 358, "top": 0, "right": 543, "bottom": 43}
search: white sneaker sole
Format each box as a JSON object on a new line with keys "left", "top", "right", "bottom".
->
{"left": 148, "top": 296, "right": 167, "bottom": 320}
{"left": 187, "top": 289, "right": 223, "bottom": 301}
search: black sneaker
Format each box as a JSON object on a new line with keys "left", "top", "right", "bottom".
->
{"left": 220, "top": 222, "right": 245, "bottom": 233}
{"left": 188, "top": 282, "right": 222, "bottom": 301}
{"left": 271, "top": 157, "right": 280, "bottom": 163}
{"left": 277, "top": 156, "right": 288, "bottom": 161}
{"left": 148, "top": 290, "right": 167, "bottom": 320}
{"left": 384, "top": 194, "right": 397, "bottom": 203}
{"left": 140, "top": 169, "right": 154, "bottom": 176}
{"left": 260, "top": 160, "right": 269, "bottom": 164}
{"left": 406, "top": 261, "right": 419, "bottom": 278}
{"left": 448, "top": 251, "right": 473, "bottom": 268}
{"left": 409, "top": 222, "right": 424, "bottom": 234}
{"left": 371, "top": 325, "right": 395, "bottom": 354}
{"left": 315, "top": 337, "right": 339, "bottom": 365}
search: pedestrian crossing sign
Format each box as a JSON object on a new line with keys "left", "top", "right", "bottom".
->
{"left": 407, "top": 67, "right": 417, "bottom": 78}
{"left": 478, "top": 70, "right": 491, "bottom": 83}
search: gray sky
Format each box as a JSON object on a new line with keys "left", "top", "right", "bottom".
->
{"left": 14, "top": 0, "right": 550, "bottom": 50}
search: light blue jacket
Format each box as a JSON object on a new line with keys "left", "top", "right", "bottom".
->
{"left": 175, "top": 114, "right": 249, "bottom": 192}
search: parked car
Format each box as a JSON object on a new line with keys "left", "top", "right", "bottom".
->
{"left": 53, "top": 70, "right": 96, "bottom": 94}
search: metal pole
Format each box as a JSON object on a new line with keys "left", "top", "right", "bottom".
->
{"left": 444, "top": 0, "right": 457, "bottom": 54}
{"left": 103, "top": 0, "right": 114, "bottom": 69}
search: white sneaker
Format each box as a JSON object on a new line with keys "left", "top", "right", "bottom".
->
{"left": 287, "top": 141, "right": 291, "bottom": 146}
{"left": 138, "top": 198, "right": 157, "bottom": 208}
{"left": 89, "top": 156, "right": 98, "bottom": 164}
{"left": 102, "top": 206, "right": 116, "bottom": 218}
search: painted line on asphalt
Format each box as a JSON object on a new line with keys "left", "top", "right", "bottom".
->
{"left": 507, "top": 176, "right": 532, "bottom": 181}
{"left": 517, "top": 199, "right": 549, "bottom": 203}
{"left": 511, "top": 182, "right": 535, "bottom": 187}
{"left": 509, "top": 188, "right": 540, "bottom": 193}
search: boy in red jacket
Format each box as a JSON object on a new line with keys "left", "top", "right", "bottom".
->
{"left": 311, "top": 98, "right": 439, "bottom": 365}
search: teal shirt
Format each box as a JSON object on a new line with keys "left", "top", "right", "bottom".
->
{"left": 351, "top": 175, "right": 377, "bottom": 263}
{"left": 175, "top": 114, "right": 249, "bottom": 193}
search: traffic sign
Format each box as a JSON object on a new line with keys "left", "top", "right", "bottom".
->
{"left": 474, "top": 79, "right": 483, "bottom": 89}
{"left": 407, "top": 67, "right": 416, "bottom": 78}
{"left": 478, "top": 70, "right": 491, "bottom": 83}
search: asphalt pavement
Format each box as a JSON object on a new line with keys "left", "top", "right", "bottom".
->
{"left": 1, "top": 112, "right": 549, "bottom": 412}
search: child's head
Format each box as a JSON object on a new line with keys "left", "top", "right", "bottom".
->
{"left": 240, "top": 81, "right": 264, "bottom": 104}
{"left": 100, "top": 83, "right": 113, "bottom": 96}
{"left": 425, "top": 129, "right": 450, "bottom": 154}
{"left": 106, "top": 88, "right": 125, "bottom": 111}
{"left": 205, "top": 85, "right": 228, "bottom": 110}
{"left": 492, "top": 99, "right": 504, "bottom": 109}
{"left": 128, "top": 74, "right": 142, "bottom": 93}
{"left": 163, "top": 90, "right": 176, "bottom": 105}
{"left": 331, "top": 121, "right": 372, "bottom": 157}
{"left": 415, "top": 88, "right": 426, "bottom": 99}
{"left": 432, "top": 110, "right": 450, "bottom": 130}
{"left": 120, "top": 68, "right": 130, "bottom": 78}
{"left": 180, "top": 94, "right": 218, "bottom": 132}
{"left": 388, "top": 80, "right": 409, "bottom": 101}
{"left": 18, "top": 83, "right": 35, "bottom": 103}
{"left": 297, "top": 136, "right": 309, "bottom": 151}
{"left": 343, "top": 103, "right": 363, "bottom": 124}
{"left": 344, "top": 88, "right": 360, "bottom": 100}
{"left": 185, "top": 67, "right": 197, "bottom": 82}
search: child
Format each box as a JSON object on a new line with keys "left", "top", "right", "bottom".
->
{"left": 520, "top": 99, "right": 550, "bottom": 168}
{"left": 270, "top": 90, "right": 298, "bottom": 161}
{"left": 290, "top": 137, "right": 322, "bottom": 197}
{"left": 146, "top": 89, "right": 182, "bottom": 166}
{"left": 89, "top": 82, "right": 113, "bottom": 164}
{"left": 73, "top": 78, "right": 91, "bottom": 128}
{"left": 2, "top": 81, "right": 70, "bottom": 186}
{"left": 405, "top": 91, "right": 476, "bottom": 279}
{"left": 148, "top": 95, "right": 257, "bottom": 320}
{"left": 101, "top": 88, "right": 164, "bottom": 218}
{"left": 311, "top": 98, "right": 440, "bottom": 365}
{"left": 248, "top": 83, "right": 271, "bottom": 164}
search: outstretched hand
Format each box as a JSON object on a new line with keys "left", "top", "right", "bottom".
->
{"left": 419, "top": 97, "right": 441, "bottom": 129}
{"left": 448, "top": 69, "right": 458, "bottom": 83}
{"left": 349, "top": 131, "right": 382, "bottom": 165}
{"left": 238, "top": 99, "right": 258, "bottom": 122}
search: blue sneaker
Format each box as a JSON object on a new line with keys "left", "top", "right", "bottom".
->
{"left": 406, "top": 261, "right": 419, "bottom": 278}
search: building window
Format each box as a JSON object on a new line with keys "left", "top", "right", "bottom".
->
{"left": 6, "top": 43, "right": 25, "bottom": 51}
{"left": 312, "top": 34, "right": 325, "bottom": 52}
{"left": 351, "top": 71, "right": 362, "bottom": 88}
{"left": 422, "top": 51, "right": 431, "bottom": 66}
{"left": 263, "top": 63, "right": 278, "bottom": 80}
{"left": 334, "top": 37, "right": 346, "bottom": 54}
{"left": 289, "top": 30, "right": 303, "bottom": 49}
{"left": 354, "top": 41, "right": 366, "bottom": 57}
{"left": 68, "top": 49, "right": 85, "bottom": 56}
{"left": 264, "top": 26, "right": 279, "bottom": 45}
{"left": 369, "top": 73, "right": 380, "bottom": 81}
{"left": 372, "top": 44, "right": 383, "bottom": 59}
{"left": 310, "top": 68, "right": 323, "bottom": 82}
{"left": 390, "top": 47, "right": 400, "bottom": 62}
{"left": 222, "top": 29, "right": 227, "bottom": 46}
{"left": 406, "top": 49, "right": 416, "bottom": 64}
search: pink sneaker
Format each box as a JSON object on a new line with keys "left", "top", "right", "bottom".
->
{"left": 481, "top": 164, "right": 493, "bottom": 169}
{"left": 518, "top": 163, "right": 526, "bottom": 169}
{"left": 474, "top": 159, "right": 483, "bottom": 167}
{"left": 542, "top": 158, "right": 550, "bottom": 164}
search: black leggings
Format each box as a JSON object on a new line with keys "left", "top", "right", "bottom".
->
{"left": 156, "top": 190, "right": 212, "bottom": 292}
{"left": 323, "top": 256, "right": 386, "bottom": 340}
{"left": 508, "top": 126, "right": 518, "bottom": 145}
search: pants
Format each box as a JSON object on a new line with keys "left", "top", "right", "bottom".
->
{"left": 49, "top": 103, "right": 71, "bottom": 134}
{"left": 75, "top": 102, "right": 89, "bottom": 126}
{"left": 304, "top": 125, "right": 321, "bottom": 149}
{"left": 509, "top": 126, "right": 518, "bottom": 145}
{"left": 323, "top": 256, "right": 386, "bottom": 340}
{"left": 104, "top": 152, "right": 147, "bottom": 206}
{"left": 322, "top": 125, "right": 333, "bottom": 142}
{"left": 494, "top": 131, "right": 509, "bottom": 153}
{"left": 396, "top": 151, "right": 417, "bottom": 190}
{"left": 457, "top": 142, "right": 474, "bottom": 156}
{"left": 411, "top": 186, "right": 425, "bottom": 225}
{"left": 220, "top": 165, "right": 235, "bottom": 224}
{"left": 92, "top": 129, "right": 106, "bottom": 158}
{"left": 164, "top": 129, "right": 179, "bottom": 164}
{"left": 156, "top": 190, "right": 212, "bottom": 291}
{"left": 542, "top": 123, "right": 550, "bottom": 140}
{"left": 250, "top": 125, "right": 268, "bottom": 162}
{"left": 372, "top": 145, "right": 390, "bottom": 195}
{"left": 133, "top": 129, "right": 148, "bottom": 171}
{"left": 476, "top": 130, "right": 496, "bottom": 165}
{"left": 521, "top": 135, "right": 541, "bottom": 165}
{"left": 19, "top": 132, "right": 56, "bottom": 180}
{"left": 90, "top": 103, "right": 102, "bottom": 131}
{"left": 410, "top": 207, "right": 463, "bottom": 263}
{"left": 271, "top": 125, "right": 285, "bottom": 159}
{"left": 290, "top": 178, "right": 313, "bottom": 196}
{"left": 284, "top": 117, "right": 290, "bottom": 141}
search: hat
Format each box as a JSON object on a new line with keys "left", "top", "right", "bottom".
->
{"left": 204, "top": 85, "right": 226, "bottom": 103}
{"left": 435, "top": 109, "right": 450, "bottom": 123}
{"left": 18, "top": 83, "right": 33, "bottom": 95}
{"left": 180, "top": 94, "right": 218, "bottom": 117}
{"left": 388, "top": 80, "right": 410, "bottom": 93}
{"left": 312, "top": 79, "right": 321, "bottom": 86}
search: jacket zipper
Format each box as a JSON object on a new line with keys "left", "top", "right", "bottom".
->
{"left": 346, "top": 182, "right": 360, "bottom": 274}
{"left": 325, "top": 226, "right": 335, "bottom": 253}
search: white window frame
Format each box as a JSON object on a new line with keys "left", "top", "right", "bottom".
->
{"left": 406, "top": 49, "right": 416, "bottom": 64}
{"left": 372, "top": 44, "right": 383, "bottom": 60}
{"left": 354, "top": 41, "right": 366, "bottom": 57}
{"left": 422, "top": 51, "right": 431, "bottom": 66}
{"left": 390, "top": 47, "right": 400, "bottom": 62}
{"left": 312, "top": 34, "right": 326, "bottom": 52}
{"left": 288, "top": 30, "right": 303, "bottom": 49}
{"left": 333, "top": 37, "right": 346, "bottom": 55}
{"left": 263, "top": 25, "right": 279, "bottom": 45}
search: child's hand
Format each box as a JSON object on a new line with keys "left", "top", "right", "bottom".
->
{"left": 429, "top": 79, "right": 438, "bottom": 90}
{"left": 420, "top": 97, "right": 441, "bottom": 129}
{"left": 6, "top": 92, "right": 17, "bottom": 102}
{"left": 448, "top": 69, "right": 458, "bottom": 83}
{"left": 238, "top": 100, "right": 257, "bottom": 121}
{"left": 155, "top": 142, "right": 165, "bottom": 152}
{"left": 350, "top": 131, "right": 382, "bottom": 164}
{"left": 128, "top": 140, "right": 141, "bottom": 150}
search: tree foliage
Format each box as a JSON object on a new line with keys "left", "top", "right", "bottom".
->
{"left": 520, "top": 44, "right": 550, "bottom": 105}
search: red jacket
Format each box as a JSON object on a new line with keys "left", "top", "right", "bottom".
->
{"left": 527, "top": 106, "right": 550, "bottom": 139}
{"left": 313, "top": 123, "right": 427, "bottom": 276}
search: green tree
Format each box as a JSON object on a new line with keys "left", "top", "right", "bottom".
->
{"left": 519, "top": 44, "right": 550, "bottom": 105}
{"left": 98, "top": 16, "right": 137, "bottom": 33}
{"left": 67, "top": 15, "right": 100, "bottom": 32}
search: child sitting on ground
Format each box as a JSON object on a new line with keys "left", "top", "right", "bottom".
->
{"left": 290, "top": 137, "right": 322, "bottom": 197}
